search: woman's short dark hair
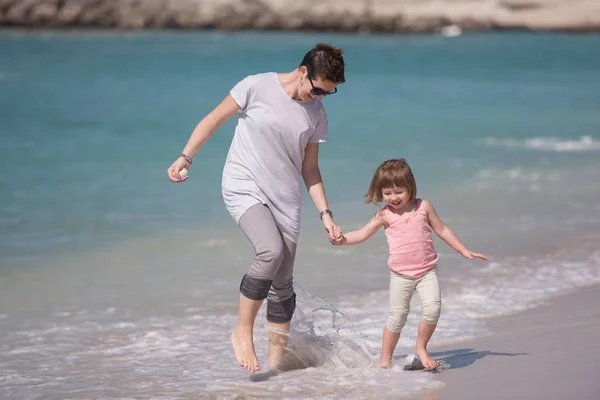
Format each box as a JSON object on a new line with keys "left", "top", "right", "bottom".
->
{"left": 300, "top": 43, "right": 345, "bottom": 84}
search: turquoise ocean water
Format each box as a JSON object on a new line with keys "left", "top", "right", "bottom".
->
{"left": 1, "top": 30, "right": 599, "bottom": 399}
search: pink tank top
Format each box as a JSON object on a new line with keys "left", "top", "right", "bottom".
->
{"left": 384, "top": 199, "right": 438, "bottom": 277}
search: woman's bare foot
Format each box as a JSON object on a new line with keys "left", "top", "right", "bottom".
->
{"left": 231, "top": 331, "right": 260, "bottom": 372}
{"left": 415, "top": 347, "right": 437, "bottom": 370}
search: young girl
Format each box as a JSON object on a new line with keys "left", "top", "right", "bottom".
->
{"left": 335, "top": 159, "right": 487, "bottom": 369}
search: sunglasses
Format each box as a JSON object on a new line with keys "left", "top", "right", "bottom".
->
{"left": 305, "top": 68, "right": 337, "bottom": 96}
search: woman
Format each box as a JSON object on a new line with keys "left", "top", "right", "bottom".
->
{"left": 167, "top": 43, "right": 345, "bottom": 373}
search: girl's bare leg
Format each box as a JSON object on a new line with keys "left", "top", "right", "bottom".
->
{"left": 415, "top": 320, "right": 437, "bottom": 370}
{"left": 380, "top": 326, "right": 401, "bottom": 368}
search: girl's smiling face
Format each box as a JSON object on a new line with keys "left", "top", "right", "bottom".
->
{"left": 382, "top": 185, "right": 412, "bottom": 211}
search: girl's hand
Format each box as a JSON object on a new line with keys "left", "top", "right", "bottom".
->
{"left": 168, "top": 157, "right": 190, "bottom": 183}
{"left": 330, "top": 225, "right": 343, "bottom": 245}
{"left": 322, "top": 217, "right": 343, "bottom": 244}
{"left": 461, "top": 250, "right": 488, "bottom": 260}
{"left": 332, "top": 234, "right": 346, "bottom": 246}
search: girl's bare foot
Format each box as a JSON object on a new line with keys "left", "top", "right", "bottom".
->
{"left": 231, "top": 331, "right": 260, "bottom": 372}
{"left": 379, "top": 356, "right": 392, "bottom": 369}
{"left": 415, "top": 347, "right": 437, "bottom": 370}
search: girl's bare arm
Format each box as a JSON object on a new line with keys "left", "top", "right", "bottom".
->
{"left": 337, "top": 211, "right": 385, "bottom": 246}
{"left": 424, "top": 200, "right": 487, "bottom": 260}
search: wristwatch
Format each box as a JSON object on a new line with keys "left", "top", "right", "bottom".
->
{"left": 319, "top": 209, "right": 333, "bottom": 220}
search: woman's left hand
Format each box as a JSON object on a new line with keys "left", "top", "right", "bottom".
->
{"left": 323, "top": 217, "right": 343, "bottom": 244}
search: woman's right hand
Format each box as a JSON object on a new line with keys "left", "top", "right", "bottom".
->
{"left": 167, "top": 156, "right": 190, "bottom": 183}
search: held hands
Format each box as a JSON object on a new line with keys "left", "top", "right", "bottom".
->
{"left": 331, "top": 233, "right": 345, "bottom": 246}
{"left": 461, "top": 250, "right": 488, "bottom": 260}
{"left": 330, "top": 226, "right": 343, "bottom": 245}
{"left": 168, "top": 156, "right": 190, "bottom": 183}
{"left": 330, "top": 228, "right": 345, "bottom": 246}
{"left": 322, "top": 214, "right": 343, "bottom": 245}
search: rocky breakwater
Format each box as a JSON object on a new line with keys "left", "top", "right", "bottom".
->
{"left": 1, "top": 0, "right": 599, "bottom": 32}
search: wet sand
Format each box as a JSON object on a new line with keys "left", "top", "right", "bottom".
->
{"left": 415, "top": 284, "right": 600, "bottom": 399}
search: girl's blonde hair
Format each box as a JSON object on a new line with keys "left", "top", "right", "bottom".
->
{"left": 365, "top": 158, "right": 417, "bottom": 204}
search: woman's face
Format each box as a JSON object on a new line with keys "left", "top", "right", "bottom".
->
{"left": 299, "top": 68, "right": 338, "bottom": 102}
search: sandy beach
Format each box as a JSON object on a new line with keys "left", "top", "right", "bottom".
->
{"left": 414, "top": 284, "right": 600, "bottom": 399}
{"left": 2, "top": 0, "right": 600, "bottom": 31}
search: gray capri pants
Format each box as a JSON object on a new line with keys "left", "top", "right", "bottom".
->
{"left": 386, "top": 267, "right": 441, "bottom": 332}
{"left": 238, "top": 203, "right": 297, "bottom": 324}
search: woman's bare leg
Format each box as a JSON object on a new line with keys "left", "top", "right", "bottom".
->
{"left": 266, "top": 321, "right": 291, "bottom": 369}
{"left": 231, "top": 294, "right": 263, "bottom": 372}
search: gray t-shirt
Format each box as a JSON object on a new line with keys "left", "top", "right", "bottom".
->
{"left": 222, "top": 72, "right": 328, "bottom": 243}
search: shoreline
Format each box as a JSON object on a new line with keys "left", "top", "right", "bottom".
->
{"left": 2, "top": 26, "right": 600, "bottom": 36}
{"left": 1, "top": 0, "right": 600, "bottom": 33}
{"left": 416, "top": 284, "right": 600, "bottom": 399}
